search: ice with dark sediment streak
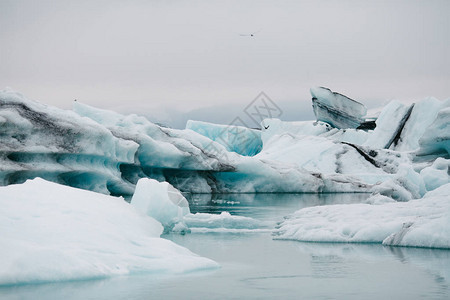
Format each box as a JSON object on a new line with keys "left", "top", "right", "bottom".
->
{"left": 363, "top": 100, "right": 414, "bottom": 149}
{"left": 0, "top": 89, "right": 138, "bottom": 196}
{"left": 0, "top": 88, "right": 376, "bottom": 195}
{"left": 310, "top": 86, "right": 368, "bottom": 129}
{"left": 1, "top": 88, "right": 449, "bottom": 199}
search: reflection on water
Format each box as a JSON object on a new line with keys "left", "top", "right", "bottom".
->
{"left": 1, "top": 193, "right": 449, "bottom": 299}
{"left": 185, "top": 192, "right": 369, "bottom": 221}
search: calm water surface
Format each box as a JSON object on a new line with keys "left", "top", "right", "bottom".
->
{"left": 1, "top": 193, "right": 449, "bottom": 299}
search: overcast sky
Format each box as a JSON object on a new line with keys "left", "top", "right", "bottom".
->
{"left": 1, "top": 0, "right": 449, "bottom": 127}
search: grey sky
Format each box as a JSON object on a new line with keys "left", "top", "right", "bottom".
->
{"left": 1, "top": 0, "right": 449, "bottom": 127}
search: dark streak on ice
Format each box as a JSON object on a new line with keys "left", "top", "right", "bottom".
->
{"left": 390, "top": 104, "right": 415, "bottom": 149}
{"left": 341, "top": 142, "right": 381, "bottom": 168}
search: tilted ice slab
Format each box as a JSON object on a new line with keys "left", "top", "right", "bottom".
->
{"left": 274, "top": 183, "right": 450, "bottom": 249}
{"left": 0, "top": 178, "right": 218, "bottom": 286}
{"left": 363, "top": 97, "right": 449, "bottom": 152}
{"left": 364, "top": 100, "right": 414, "bottom": 149}
{"left": 186, "top": 120, "right": 262, "bottom": 156}
{"left": 310, "top": 87, "right": 367, "bottom": 129}
{"left": 394, "top": 97, "right": 446, "bottom": 152}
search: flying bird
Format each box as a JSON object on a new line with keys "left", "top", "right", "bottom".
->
{"left": 239, "top": 29, "right": 262, "bottom": 37}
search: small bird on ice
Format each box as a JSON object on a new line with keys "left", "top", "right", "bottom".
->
{"left": 239, "top": 29, "right": 261, "bottom": 37}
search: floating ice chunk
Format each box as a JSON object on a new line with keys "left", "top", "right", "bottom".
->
{"left": 310, "top": 87, "right": 367, "bottom": 129}
{"left": 416, "top": 105, "right": 450, "bottom": 159}
{"left": 131, "top": 178, "right": 190, "bottom": 231}
{"left": 184, "top": 211, "right": 272, "bottom": 233}
{"left": 0, "top": 178, "right": 218, "bottom": 285}
{"left": 420, "top": 158, "right": 450, "bottom": 191}
{"left": 186, "top": 120, "right": 262, "bottom": 156}
{"left": 275, "top": 183, "right": 450, "bottom": 249}
{"left": 382, "top": 184, "right": 450, "bottom": 248}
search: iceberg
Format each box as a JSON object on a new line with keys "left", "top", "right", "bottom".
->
{"left": 0, "top": 89, "right": 373, "bottom": 194}
{"left": 183, "top": 212, "right": 272, "bottom": 233}
{"left": 274, "top": 183, "right": 450, "bottom": 249}
{"left": 310, "top": 87, "right": 367, "bottom": 129}
{"left": 364, "top": 98, "right": 449, "bottom": 152}
{"left": 0, "top": 178, "right": 218, "bottom": 286}
{"left": 0, "top": 89, "right": 138, "bottom": 196}
{"left": 131, "top": 178, "right": 190, "bottom": 232}
{"left": 1, "top": 88, "right": 448, "bottom": 197}
{"left": 130, "top": 179, "right": 272, "bottom": 234}
{"left": 419, "top": 157, "right": 450, "bottom": 191}
{"left": 186, "top": 120, "right": 262, "bottom": 156}
{"left": 416, "top": 105, "right": 450, "bottom": 159}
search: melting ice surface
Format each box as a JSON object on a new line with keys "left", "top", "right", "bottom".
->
{"left": 2, "top": 192, "right": 449, "bottom": 300}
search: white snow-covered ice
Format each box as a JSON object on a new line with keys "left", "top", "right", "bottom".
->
{"left": 274, "top": 183, "right": 450, "bottom": 249}
{"left": 0, "top": 178, "right": 218, "bottom": 286}
{"left": 131, "top": 178, "right": 190, "bottom": 231}
{"left": 184, "top": 211, "right": 272, "bottom": 233}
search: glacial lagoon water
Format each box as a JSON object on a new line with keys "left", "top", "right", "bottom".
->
{"left": 1, "top": 193, "right": 449, "bottom": 299}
